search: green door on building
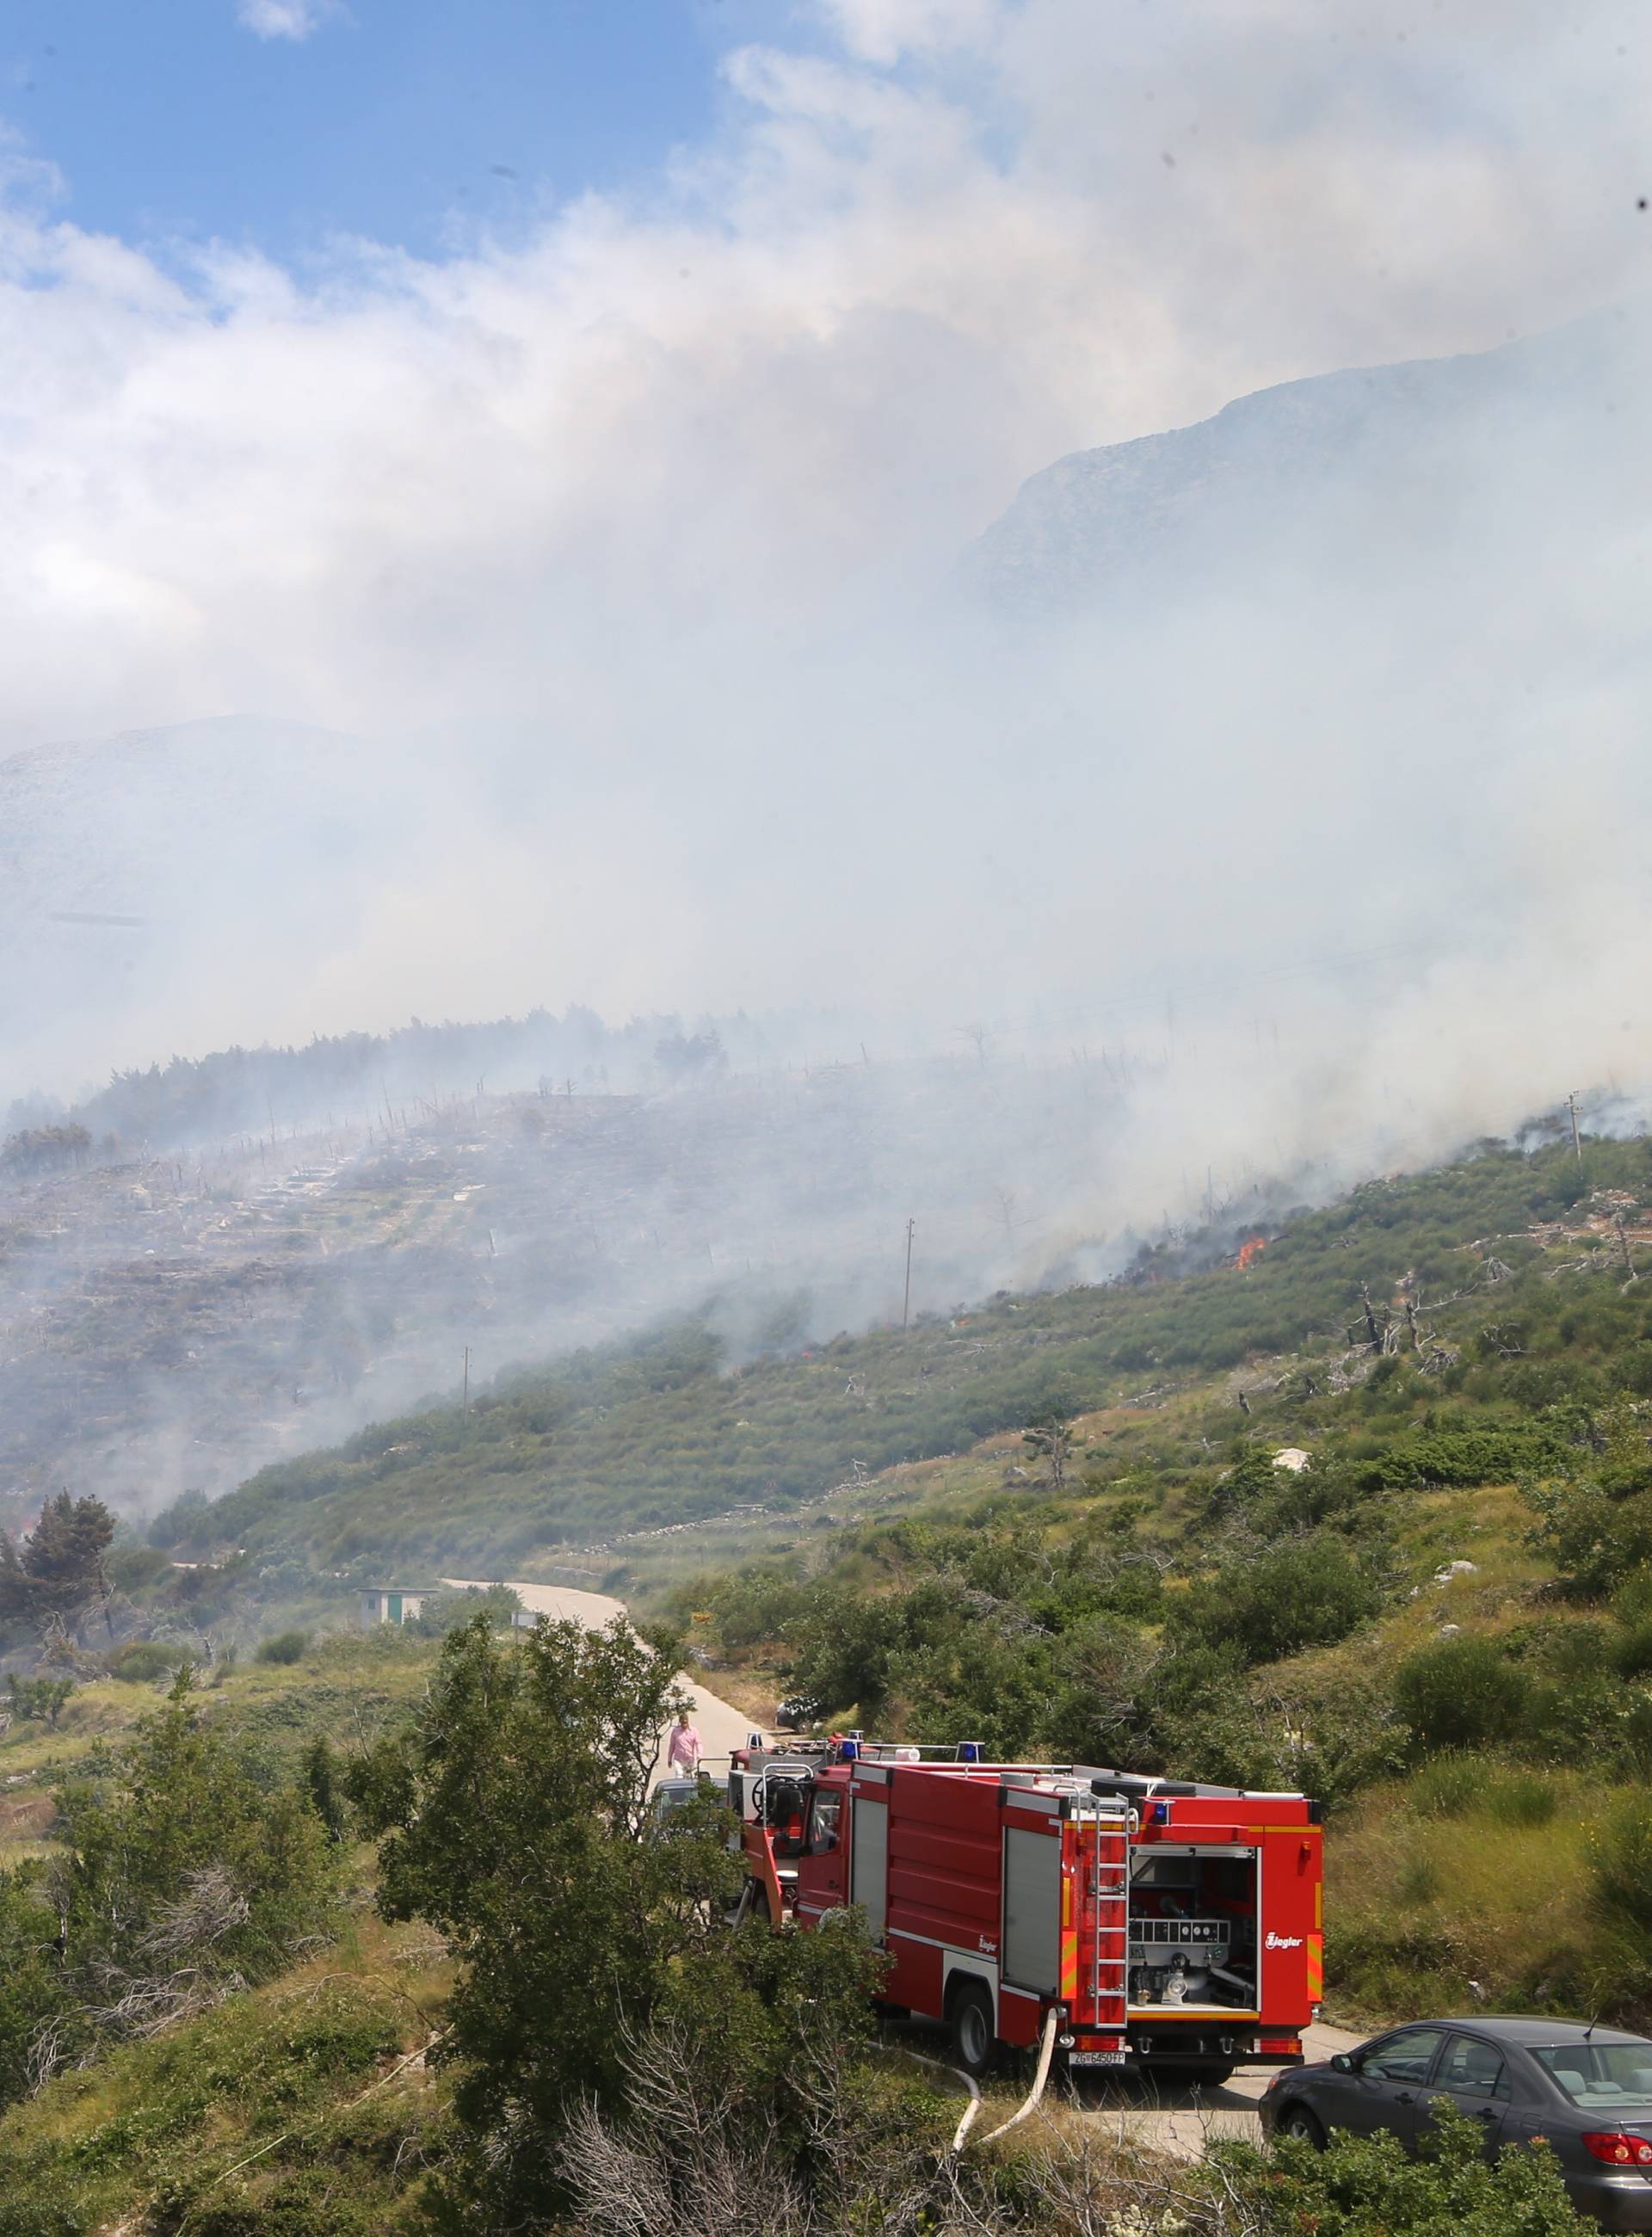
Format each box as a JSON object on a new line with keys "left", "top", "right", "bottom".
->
{"left": 387, "top": 1594, "right": 403, "bottom": 1624}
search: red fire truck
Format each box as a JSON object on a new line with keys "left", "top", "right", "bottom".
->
{"left": 730, "top": 1738, "right": 1322, "bottom": 2083}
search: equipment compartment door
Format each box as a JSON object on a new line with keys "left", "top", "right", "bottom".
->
{"left": 1002, "top": 1827, "right": 1062, "bottom": 1994}
{"left": 850, "top": 1795, "right": 888, "bottom": 1941}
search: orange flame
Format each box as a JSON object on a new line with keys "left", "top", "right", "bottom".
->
{"left": 1235, "top": 1235, "right": 1268, "bottom": 1271}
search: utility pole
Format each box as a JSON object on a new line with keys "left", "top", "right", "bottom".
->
{"left": 902, "top": 1217, "right": 915, "bottom": 1331}
{"left": 1568, "top": 1092, "right": 1582, "bottom": 1166}
{"left": 462, "top": 1347, "right": 470, "bottom": 1414}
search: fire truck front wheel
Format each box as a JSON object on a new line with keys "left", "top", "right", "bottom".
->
{"left": 946, "top": 1982, "right": 996, "bottom": 2077}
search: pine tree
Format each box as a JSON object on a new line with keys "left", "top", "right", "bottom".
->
{"left": 0, "top": 1491, "right": 116, "bottom": 1625}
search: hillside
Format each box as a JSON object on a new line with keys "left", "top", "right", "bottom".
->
{"left": 134, "top": 1120, "right": 1652, "bottom": 2042}
{"left": 0, "top": 1045, "right": 1131, "bottom": 1529}
{"left": 158, "top": 1127, "right": 1634, "bottom": 1577}
{"left": 3, "top": 1132, "right": 1649, "bottom": 2230}
{"left": 965, "top": 301, "right": 1648, "bottom": 613}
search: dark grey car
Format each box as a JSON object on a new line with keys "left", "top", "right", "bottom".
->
{"left": 1261, "top": 2017, "right": 1652, "bottom": 2230}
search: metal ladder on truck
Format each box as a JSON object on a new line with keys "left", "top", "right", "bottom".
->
{"left": 1074, "top": 1799, "right": 1131, "bottom": 2049}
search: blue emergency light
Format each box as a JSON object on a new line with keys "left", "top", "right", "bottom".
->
{"left": 839, "top": 1738, "right": 859, "bottom": 1760}
{"left": 957, "top": 1741, "right": 983, "bottom": 1763}
{"left": 1150, "top": 1801, "right": 1170, "bottom": 1824}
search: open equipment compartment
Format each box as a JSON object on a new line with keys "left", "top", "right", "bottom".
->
{"left": 1126, "top": 1841, "right": 1261, "bottom": 2015}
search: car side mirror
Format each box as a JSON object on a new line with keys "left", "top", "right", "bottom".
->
{"left": 1330, "top": 2053, "right": 1354, "bottom": 2074}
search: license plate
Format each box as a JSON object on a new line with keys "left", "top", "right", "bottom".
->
{"left": 1069, "top": 2049, "right": 1128, "bottom": 2068}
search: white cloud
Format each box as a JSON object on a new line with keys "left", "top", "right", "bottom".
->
{"left": 0, "top": 0, "right": 1648, "bottom": 1187}
{"left": 236, "top": 0, "right": 336, "bottom": 43}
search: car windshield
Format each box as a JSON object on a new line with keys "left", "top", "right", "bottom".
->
{"left": 1532, "top": 2044, "right": 1652, "bottom": 2109}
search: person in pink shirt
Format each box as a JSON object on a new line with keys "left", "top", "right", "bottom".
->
{"left": 667, "top": 1707, "right": 703, "bottom": 1774}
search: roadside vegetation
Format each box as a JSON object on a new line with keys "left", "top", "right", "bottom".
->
{"left": 0, "top": 1612, "right": 1586, "bottom": 2235}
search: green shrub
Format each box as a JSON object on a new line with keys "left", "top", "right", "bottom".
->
{"left": 255, "top": 1630, "right": 311, "bottom": 1666}
{"left": 1613, "top": 1620, "right": 1652, "bottom": 1678}
{"left": 1217, "top": 2101, "right": 1585, "bottom": 2233}
{"left": 1525, "top": 1477, "right": 1652, "bottom": 1599}
{"left": 1396, "top": 1636, "right": 1530, "bottom": 1751}
{"left": 107, "top": 1640, "right": 182, "bottom": 1684}
{"left": 4, "top": 1676, "right": 73, "bottom": 1725}
{"left": 1173, "top": 1537, "right": 1380, "bottom": 1666}
{"left": 1359, "top": 1423, "right": 1567, "bottom": 1490}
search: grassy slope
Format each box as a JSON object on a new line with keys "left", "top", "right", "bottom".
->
{"left": 0, "top": 1914, "right": 452, "bottom": 2235}
{"left": 636, "top": 1144, "right": 1652, "bottom": 2025}
{"left": 0, "top": 1630, "right": 454, "bottom": 2234}
{"left": 166, "top": 1134, "right": 1643, "bottom": 1578}
{"left": 0, "top": 1629, "right": 441, "bottom": 1923}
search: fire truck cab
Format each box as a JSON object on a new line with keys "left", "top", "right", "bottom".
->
{"left": 730, "top": 1738, "right": 1322, "bottom": 2083}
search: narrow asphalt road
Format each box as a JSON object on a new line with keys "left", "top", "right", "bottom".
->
{"left": 441, "top": 1576, "right": 766, "bottom": 1781}
{"left": 1069, "top": 2020, "right": 1366, "bottom": 2158}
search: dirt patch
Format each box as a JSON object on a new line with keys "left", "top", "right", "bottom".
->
{"left": 0, "top": 1790, "right": 58, "bottom": 1841}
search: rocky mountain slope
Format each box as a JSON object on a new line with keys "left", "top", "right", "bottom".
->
{"left": 965, "top": 301, "right": 1648, "bottom": 613}
{"left": 0, "top": 1048, "right": 1141, "bottom": 1531}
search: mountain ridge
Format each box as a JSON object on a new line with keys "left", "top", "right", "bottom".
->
{"left": 965, "top": 299, "right": 1645, "bottom": 611}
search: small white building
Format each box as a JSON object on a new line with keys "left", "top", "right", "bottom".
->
{"left": 360, "top": 1586, "right": 435, "bottom": 1627}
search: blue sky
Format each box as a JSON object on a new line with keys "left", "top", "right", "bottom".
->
{"left": 0, "top": 0, "right": 778, "bottom": 261}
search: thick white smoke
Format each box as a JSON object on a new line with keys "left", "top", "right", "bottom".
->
{"left": 0, "top": 0, "right": 1649, "bottom": 1211}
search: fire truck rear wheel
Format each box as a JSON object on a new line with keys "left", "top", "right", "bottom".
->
{"left": 947, "top": 1982, "right": 996, "bottom": 2077}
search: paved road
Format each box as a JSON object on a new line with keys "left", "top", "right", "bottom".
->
{"left": 442, "top": 1577, "right": 766, "bottom": 1782}
{"left": 1070, "top": 2020, "right": 1366, "bottom": 2158}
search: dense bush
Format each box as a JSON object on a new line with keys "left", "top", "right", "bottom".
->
{"left": 0, "top": 1677, "right": 346, "bottom": 2110}
{"left": 1526, "top": 1476, "right": 1652, "bottom": 1599}
{"left": 1173, "top": 1537, "right": 1380, "bottom": 1664}
{"left": 1219, "top": 2105, "right": 1586, "bottom": 2234}
{"left": 1395, "top": 1636, "right": 1530, "bottom": 1752}
{"left": 107, "top": 1640, "right": 184, "bottom": 1684}
{"left": 254, "top": 1629, "right": 311, "bottom": 1665}
{"left": 1587, "top": 1791, "right": 1652, "bottom": 1935}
